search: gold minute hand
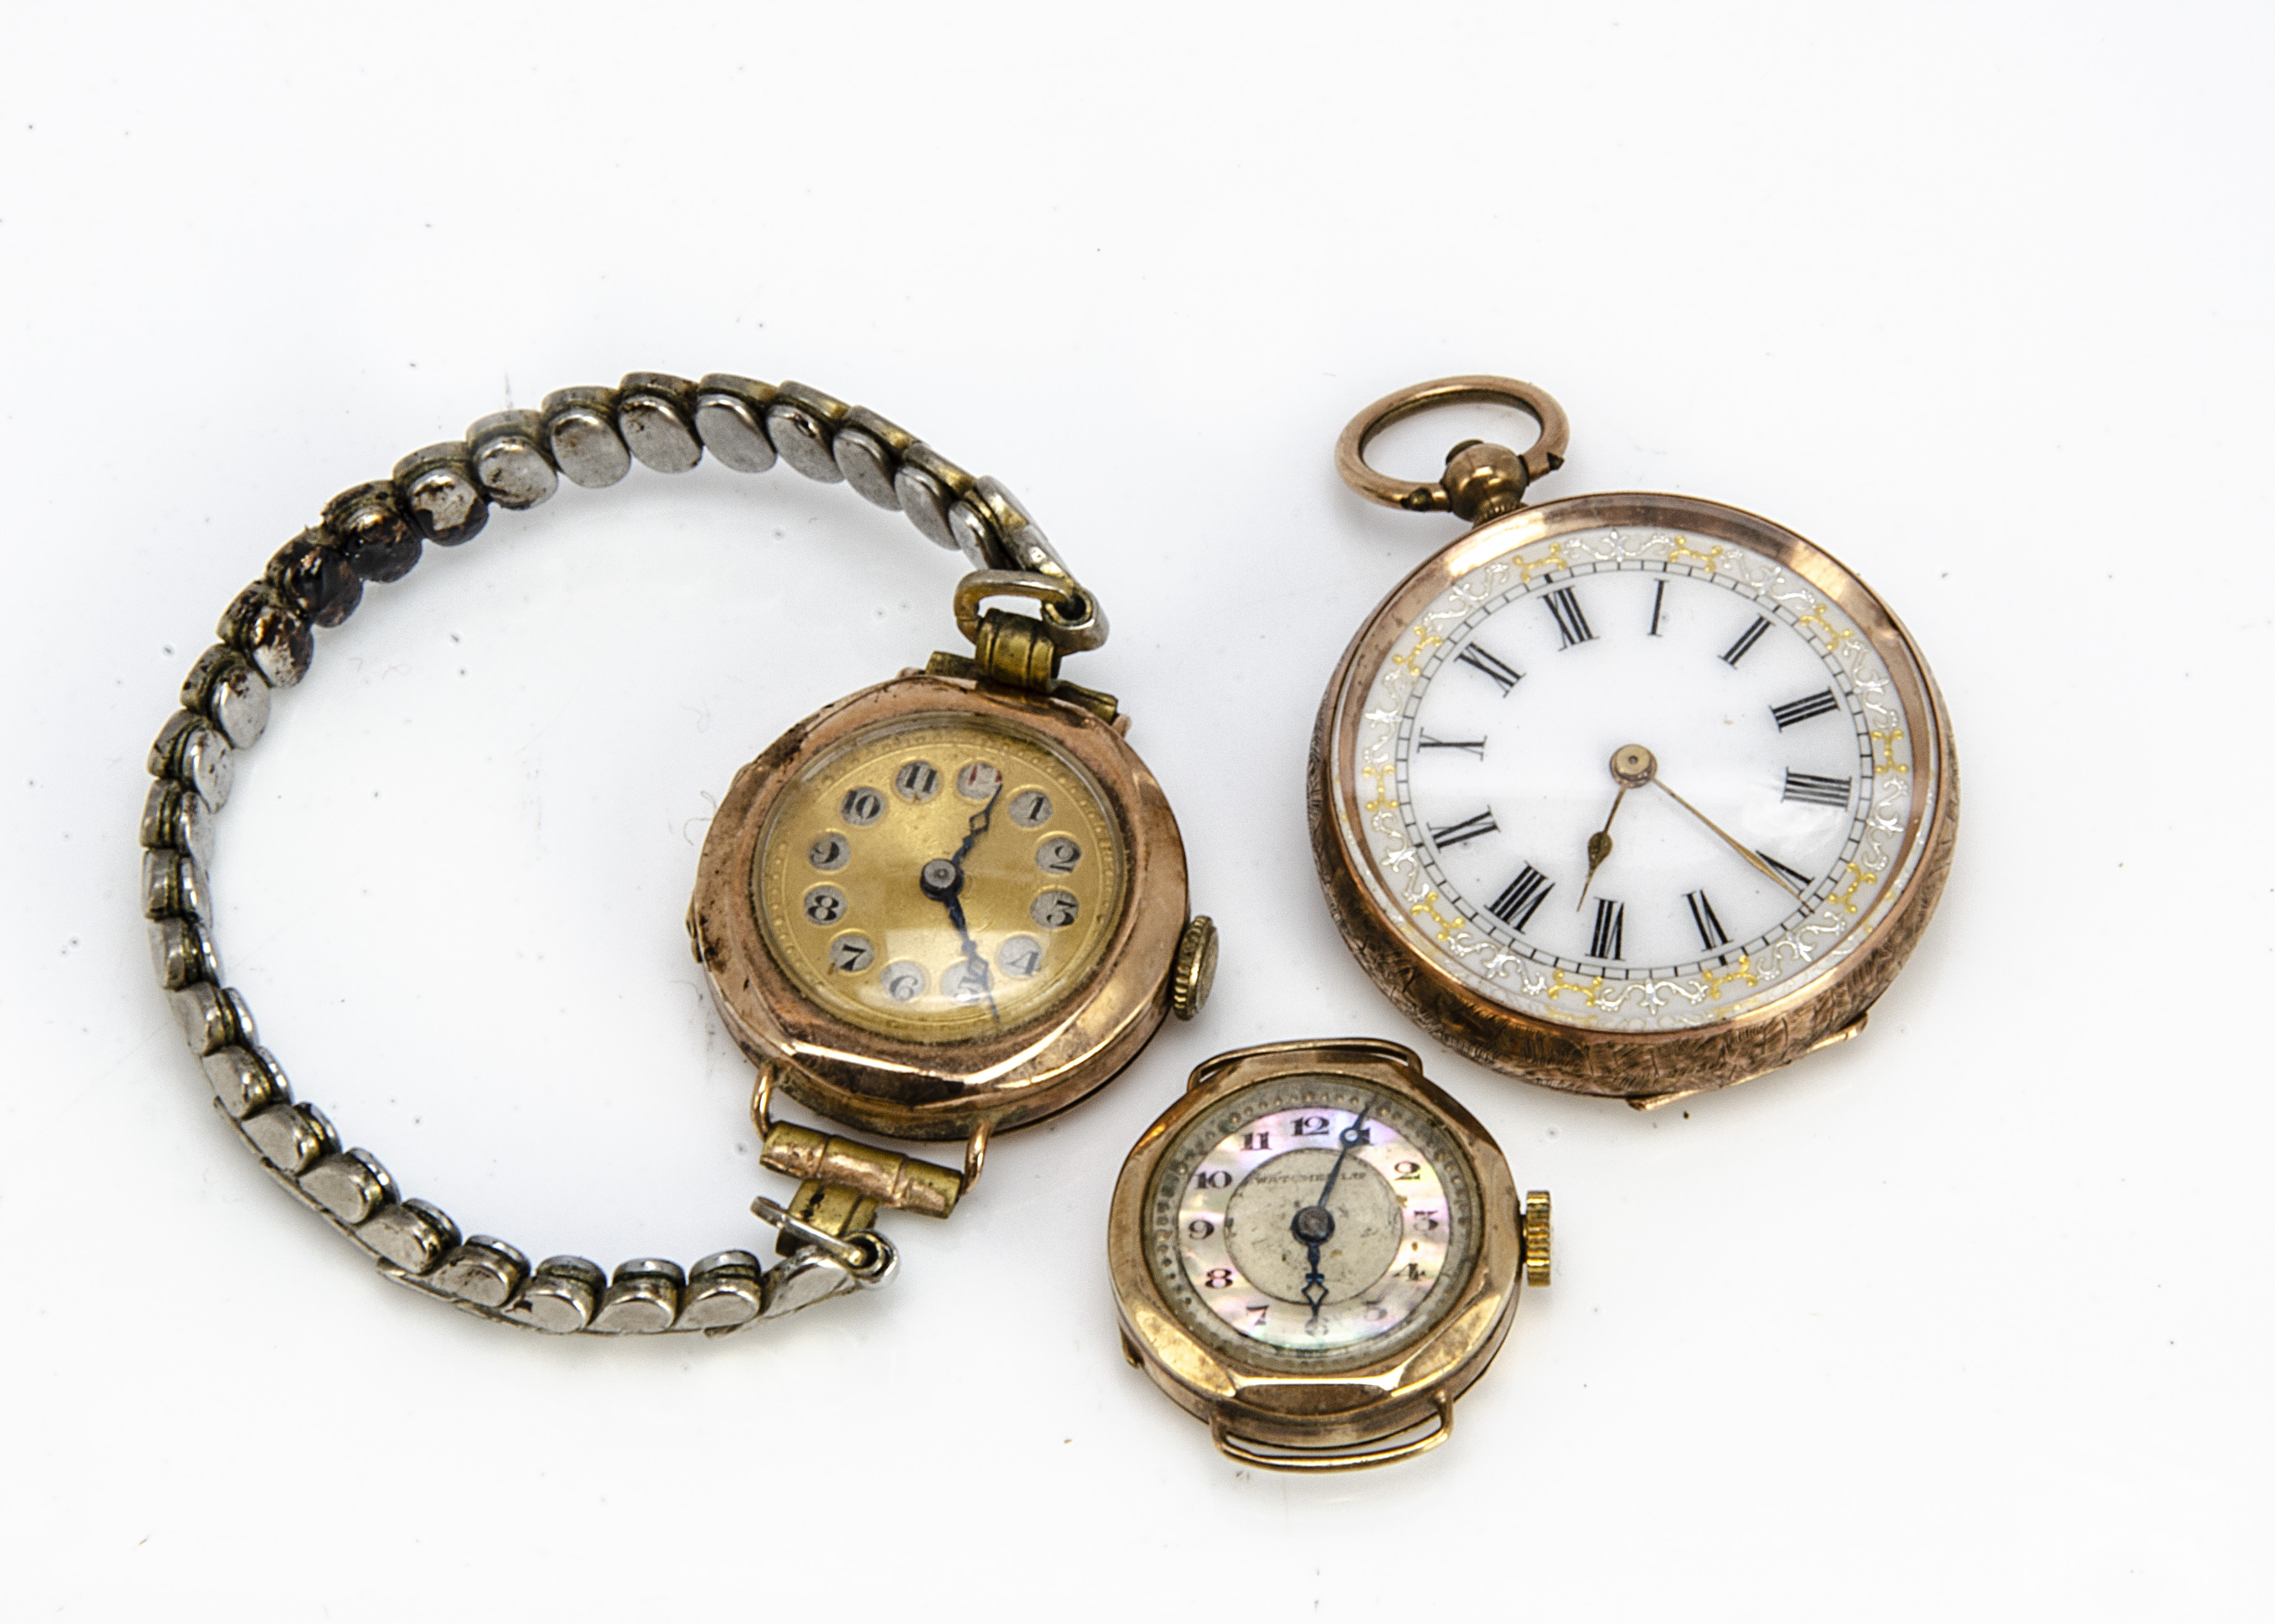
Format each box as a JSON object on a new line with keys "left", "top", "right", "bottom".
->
{"left": 1652, "top": 777, "right": 1807, "bottom": 898}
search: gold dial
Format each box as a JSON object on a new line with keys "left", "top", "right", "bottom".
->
{"left": 753, "top": 714, "right": 1128, "bottom": 1044}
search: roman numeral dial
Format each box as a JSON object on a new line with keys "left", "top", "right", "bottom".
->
{"left": 1683, "top": 889, "right": 1730, "bottom": 951}
{"left": 1770, "top": 689, "right": 1841, "bottom": 729}
{"left": 1783, "top": 770, "right": 1851, "bottom": 807}
{"left": 1454, "top": 643, "right": 1523, "bottom": 694}
{"left": 1418, "top": 734, "right": 1487, "bottom": 757}
{"left": 1720, "top": 616, "right": 1771, "bottom": 667}
{"left": 1588, "top": 899, "right": 1625, "bottom": 961}
{"left": 1543, "top": 587, "right": 1595, "bottom": 649}
{"left": 1378, "top": 545, "right": 1903, "bottom": 996}
{"left": 1487, "top": 864, "right": 1554, "bottom": 931}
{"left": 1427, "top": 809, "right": 1498, "bottom": 848}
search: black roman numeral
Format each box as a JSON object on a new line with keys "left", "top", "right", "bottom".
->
{"left": 1454, "top": 643, "right": 1524, "bottom": 694}
{"left": 1543, "top": 587, "right": 1595, "bottom": 649}
{"left": 1487, "top": 864, "right": 1554, "bottom": 931}
{"left": 1418, "top": 734, "right": 1487, "bottom": 758}
{"left": 1589, "top": 898, "right": 1625, "bottom": 960}
{"left": 1770, "top": 689, "right": 1840, "bottom": 730}
{"left": 1755, "top": 850, "right": 1813, "bottom": 891}
{"left": 1720, "top": 616, "right": 1771, "bottom": 667}
{"left": 1648, "top": 580, "right": 1667, "bottom": 637}
{"left": 1781, "top": 769, "right": 1851, "bottom": 807}
{"left": 1427, "top": 809, "right": 1498, "bottom": 848}
{"left": 1684, "top": 889, "right": 1730, "bottom": 951}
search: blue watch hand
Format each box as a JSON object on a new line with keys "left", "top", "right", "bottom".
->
{"left": 1289, "top": 1099, "right": 1376, "bottom": 1330}
{"left": 920, "top": 781, "right": 1006, "bottom": 1024}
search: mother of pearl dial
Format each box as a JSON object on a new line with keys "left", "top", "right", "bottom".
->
{"left": 1348, "top": 525, "right": 1920, "bottom": 1033}
{"left": 1148, "top": 1076, "right": 1480, "bottom": 1363}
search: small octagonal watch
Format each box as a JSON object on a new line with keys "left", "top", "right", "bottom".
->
{"left": 1110, "top": 1038, "right": 1549, "bottom": 1470}
{"left": 140, "top": 369, "right": 1216, "bottom": 1334}
{"left": 1311, "top": 377, "right": 1957, "bottom": 1107}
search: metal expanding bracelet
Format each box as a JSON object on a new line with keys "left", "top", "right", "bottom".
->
{"left": 140, "top": 371, "right": 1104, "bottom": 1336}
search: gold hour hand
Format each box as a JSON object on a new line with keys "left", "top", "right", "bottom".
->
{"left": 1574, "top": 795, "right": 1624, "bottom": 910}
{"left": 1576, "top": 745, "right": 1655, "bottom": 910}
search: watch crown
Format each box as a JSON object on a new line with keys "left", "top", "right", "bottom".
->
{"left": 1170, "top": 916, "right": 1219, "bottom": 1021}
{"left": 1523, "top": 1190, "right": 1552, "bottom": 1287}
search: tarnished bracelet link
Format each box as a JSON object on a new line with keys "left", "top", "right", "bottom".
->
{"left": 142, "top": 370, "right": 1079, "bottom": 1335}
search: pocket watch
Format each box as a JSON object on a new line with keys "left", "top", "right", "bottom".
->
{"left": 1108, "top": 1037, "right": 1549, "bottom": 1470}
{"left": 140, "top": 368, "right": 1218, "bottom": 1334}
{"left": 1311, "top": 376, "right": 1957, "bottom": 1107}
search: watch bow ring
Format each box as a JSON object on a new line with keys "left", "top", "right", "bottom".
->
{"left": 141, "top": 369, "right": 1218, "bottom": 1335}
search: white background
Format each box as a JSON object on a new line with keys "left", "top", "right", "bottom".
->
{"left": 3, "top": 4, "right": 2268, "bottom": 1618}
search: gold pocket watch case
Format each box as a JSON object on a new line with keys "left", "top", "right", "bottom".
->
{"left": 1109, "top": 1038, "right": 1549, "bottom": 1471}
{"left": 1312, "top": 377, "right": 1959, "bottom": 1107}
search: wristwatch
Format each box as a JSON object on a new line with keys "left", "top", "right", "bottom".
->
{"left": 143, "top": 369, "right": 1218, "bottom": 1334}
{"left": 1109, "top": 1037, "right": 1547, "bottom": 1470}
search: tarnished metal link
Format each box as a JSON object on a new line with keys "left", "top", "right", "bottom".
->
{"left": 202, "top": 1044, "right": 288, "bottom": 1119}
{"left": 591, "top": 1258, "right": 685, "bottom": 1334}
{"left": 147, "top": 367, "right": 1085, "bottom": 1336}
{"left": 141, "top": 778, "right": 214, "bottom": 868}
{"left": 149, "top": 709, "right": 234, "bottom": 810}
{"left": 504, "top": 1256, "right": 606, "bottom": 1333}
{"left": 241, "top": 1100, "right": 336, "bottom": 1176}
{"left": 217, "top": 583, "right": 315, "bottom": 687}
{"left": 169, "top": 979, "right": 254, "bottom": 1057}
{"left": 542, "top": 386, "right": 633, "bottom": 489}
{"left": 428, "top": 1236, "right": 529, "bottom": 1309}
{"left": 615, "top": 372, "right": 702, "bottom": 474}
{"left": 321, "top": 482, "right": 422, "bottom": 583}
{"left": 834, "top": 406, "right": 913, "bottom": 510}
{"left": 266, "top": 529, "right": 364, "bottom": 628}
{"left": 141, "top": 850, "right": 213, "bottom": 926}
{"left": 148, "top": 915, "right": 223, "bottom": 991}
{"left": 894, "top": 442, "right": 976, "bottom": 552}
{"left": 692, "top": 375, "right": 777, "bottom": 472}
{"left": 363, "top": 1199, "right": 461, "bottom": 1274}
{"left": 466, "top": 410, "right": 558, "bottom": 510}
{"left": 391, "top": 443, "right": 491, "bottom": 546}
{"left": 764, "top": 381, "right": 850, "bottom": 482}
{"left": 679, "top": 1251, "right": 767, "bottom": 1330}
{"left": 301, "top": 1148, "right": 397, "bottom": 1224}
{"left": 180, "top": 646, "right": 269, "bottom": 749}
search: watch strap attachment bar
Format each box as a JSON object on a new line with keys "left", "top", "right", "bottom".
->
{"left": 1209, "top": 1398, "right": 1456, "bottom": 1473}
{"left": 742, "top": 1060, "right": 990, "bottom": 1313}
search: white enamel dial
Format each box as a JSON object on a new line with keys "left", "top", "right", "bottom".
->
{"left": 1345, "top": 523, "right": 1925, "bottom": 1032}
{"left": 1146, "top": 1075, "right": 1481, "bottom": 1368}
